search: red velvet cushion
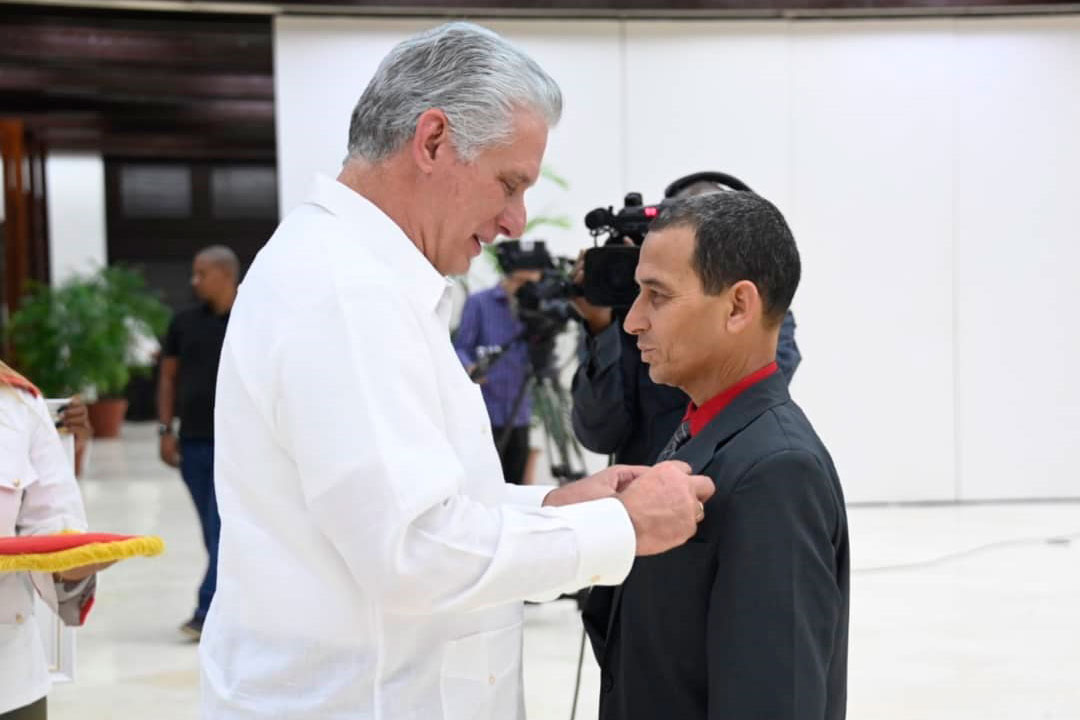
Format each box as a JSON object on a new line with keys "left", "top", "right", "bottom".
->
{"left": 0, "top": 533, "right": 139, "bottom": 555}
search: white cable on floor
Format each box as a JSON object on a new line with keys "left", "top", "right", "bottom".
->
{"left": 854, "top": 531, "right": 1079, "bottom": 575}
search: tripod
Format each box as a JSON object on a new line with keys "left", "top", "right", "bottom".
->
{"left": 471, "top": 328, "right": 588, "bottom": 485}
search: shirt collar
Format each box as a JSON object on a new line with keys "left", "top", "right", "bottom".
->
{"left": 683, "top": 361, "right": 779, "bottom": 437}
{"left": 305, "top": 174, "right": 453, "bottom": 315}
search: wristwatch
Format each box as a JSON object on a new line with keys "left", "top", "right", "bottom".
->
{"left": 157, "top": 422, "right": 174, "bottom": 437}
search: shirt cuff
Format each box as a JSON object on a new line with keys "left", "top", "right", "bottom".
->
{"left": 31, "top": 572, "right": 96, "bottom": 626}
{"left": 503, "top": 483, "right": 555, "bottom": 508}
{"left": 587, "top": 323, "right": 622, "bottom": 377}
{"left": 31, "top": 571, "right": 59, "bottom": 614}
{"left": 557, "top": 497, "right": 636, "bottom": 588}
{"left": 59, "top": 575, "right": 96, "bottom": 626}
{"left": 56, "top": 575, "right": 93, "bottom": 603}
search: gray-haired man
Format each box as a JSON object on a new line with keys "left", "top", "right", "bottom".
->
{"left": 200, "top": 22, "right": 713, "bottom": 719}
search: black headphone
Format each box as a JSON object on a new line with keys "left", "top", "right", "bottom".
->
{"left": 663, "top": 171, "right": 753, "bottom": 198}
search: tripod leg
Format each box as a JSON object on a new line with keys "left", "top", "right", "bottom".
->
{"left": 544, "top": 372, "right": 590, "bottom": 482}
{"left": 497, "top": 376, "right": 533, "bottom": 456}
{"left": 570, "top": 624, "right": 588, "bottom": 720}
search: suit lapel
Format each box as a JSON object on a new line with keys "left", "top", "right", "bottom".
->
{"left": 673, "top": 373, "right": 791, "bottom": 473}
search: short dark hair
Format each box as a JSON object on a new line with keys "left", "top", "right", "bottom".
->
{"left": 649, "top": 192, "right": 801, "bottom": 324}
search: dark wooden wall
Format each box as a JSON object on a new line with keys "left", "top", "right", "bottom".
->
{"left": 0, "top": 5, "right": 274, "bottom": 160}
{"left": 36, "top": 0, "right": 1075, "bottom": 17}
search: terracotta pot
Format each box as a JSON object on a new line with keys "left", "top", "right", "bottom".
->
{"left": 88, "top": 398, "right": 129, "bottom": 438}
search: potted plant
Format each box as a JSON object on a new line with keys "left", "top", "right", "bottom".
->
{"left": 7, "top": 265, "right": 170, "bottom": 438}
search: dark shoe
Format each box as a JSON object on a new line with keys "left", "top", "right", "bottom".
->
{"left": 180, "top": 616, "right": 203, "bottom": 641}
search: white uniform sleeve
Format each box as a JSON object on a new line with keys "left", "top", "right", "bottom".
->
{"left": 19, "top": 396, "right": 90, "bottom": 618}
{"left": 273, "top": 285, "right": 635, "bottom": 615}
{"left": 18, "top": 397, "right": 88, "bottom": 536}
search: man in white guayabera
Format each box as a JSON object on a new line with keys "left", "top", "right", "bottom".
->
{"left": 199, "top": 22, "right": 714, "bottom": 720}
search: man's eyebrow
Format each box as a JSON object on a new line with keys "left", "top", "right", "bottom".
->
{"left": 502, "top": 171, "right": 535, "bottom": 188}
{"left": 636, "top": 275, "right": 674, "bottom": 292}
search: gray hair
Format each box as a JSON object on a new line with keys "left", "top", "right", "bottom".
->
{"left": 347, "top": 22, "right": 563, "bottom": 163}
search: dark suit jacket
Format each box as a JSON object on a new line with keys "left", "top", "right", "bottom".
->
{"left": 583, "top": 372, "right": 849, "bottom": 720}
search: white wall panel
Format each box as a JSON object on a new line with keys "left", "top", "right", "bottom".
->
{"left": 788, "top": 20, "right": 958, "bottom": 502}
{"left": 46, "top": 152, "right": 107, "bottom": 285}
{"left": 623, "top": 22, "right": 791, "bottom": 208}
{"left": 951, "top": 17, "right": 1080, "bottom": 500}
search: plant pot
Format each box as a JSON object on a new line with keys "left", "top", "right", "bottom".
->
{"left": 88, "top": 398, "right": 129, "bottom": 439}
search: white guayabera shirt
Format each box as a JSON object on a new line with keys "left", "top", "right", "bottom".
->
{"left": 200, "top": 175, "right": 636, "bottom": 719}
{"left": 0, "top": 389, "right": 90, "bottom": 714}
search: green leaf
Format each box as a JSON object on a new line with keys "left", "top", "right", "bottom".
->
{"left": 523, "top": 215, "right": 573, "bottom": 235}
{"left": 540, "top": 165, "right": 570, "bottom": 190}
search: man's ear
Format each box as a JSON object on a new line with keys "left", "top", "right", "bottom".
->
{"left": 726, "top": 280, "right": 763, "bottom": 334}
{"left": 411, "top": 108, "right": 451, "bottom": 174}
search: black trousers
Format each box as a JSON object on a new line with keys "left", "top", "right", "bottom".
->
{"left": 492, "top": 425, "right": 530, "bottom": 485}
{"left": 1, "top": 697, "right": 46, "bottom": 720}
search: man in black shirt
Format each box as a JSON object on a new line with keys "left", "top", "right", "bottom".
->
{"left": 157, "top": 245, "right": 238, "bottom": 640}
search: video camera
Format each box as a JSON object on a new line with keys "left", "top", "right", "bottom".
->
{"left": 495, "top": 240, "right": 578, "bottom": 372}
{"left": 581, "top": 171, "right": 754, "bottom": 308}
{"left": 581, "top": 192, "right": 665, "bottom": 308}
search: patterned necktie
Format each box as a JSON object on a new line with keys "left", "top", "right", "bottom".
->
{"left": 656, "top": 420, "right": 692, "bottom": 462}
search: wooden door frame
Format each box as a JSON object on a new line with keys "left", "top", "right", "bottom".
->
{"left": 2, "top": 118, "right": 51, "bottom": 354}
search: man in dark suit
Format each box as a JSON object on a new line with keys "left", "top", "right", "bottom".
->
{"left": 583, "top": 191, "right": 849, "bottom": 720}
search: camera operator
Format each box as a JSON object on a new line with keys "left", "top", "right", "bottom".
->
{"left": 453, "top": 243, "right": 544, "bottom": 484}
{"left": 571, "top": 172, "right": 802, "bottom": 465}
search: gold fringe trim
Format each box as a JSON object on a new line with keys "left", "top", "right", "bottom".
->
{"left": 0, "top": 536, "right": 165, "bottom": 573}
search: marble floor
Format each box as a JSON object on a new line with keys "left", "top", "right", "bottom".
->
{"left": 47, "top": 423, "right": 1080, "bottom": 719}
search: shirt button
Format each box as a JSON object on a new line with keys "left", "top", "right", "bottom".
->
{"left": 589, "top": 575, "right": 602, "bottom": 584}
{"left": 15, "top": 614, "right": 24, "bottom": 625}
{"left": 488, "top": 674, "right": 496, "bottom": 686}
{"left": 12, "top": 478, "right": 21, "bottom": 489}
